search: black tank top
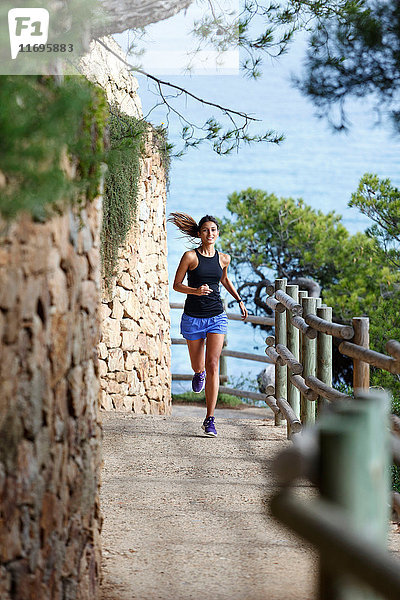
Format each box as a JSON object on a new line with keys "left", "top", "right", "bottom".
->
{"left": 184, "top": 248, "right": 224, "bottom": 318}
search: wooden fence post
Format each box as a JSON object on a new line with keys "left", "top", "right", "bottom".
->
{"left": 286, "top": 285, "right": 300, "bottom": 437}
{"left": 298, "top": 291, "right": 308, "bottom": 366}
{"left": 318, "top": 391, "right": 390, "bottom": 600}
{"left": 352, "top": 317, "right": 370, "bottom": 394}
{"left": 301, "top": 297, "right": 317, "bottom": 425}
{"left": 274, "top": 279, "right": 287, "bottom": 426}
{"left": 317, "top": 306, "right": 332, "bottom": 417}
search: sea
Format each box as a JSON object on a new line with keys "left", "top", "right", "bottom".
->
{"left": 134, "top": 46, "right": 400, "bottom": 395}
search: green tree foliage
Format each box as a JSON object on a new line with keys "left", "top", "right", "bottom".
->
{"left": 349, "top": 174, "right": 400, "bottom": 406}
{"left": 0, "top": 75, "right": 107, "bottom": 221}
{"left": 297, "top": 0, "right": 400, "bottom": 131}
{"left": 370, "top": 287, "right": 400, "bottom": 492}
{"left": 321, "top": 231, "right": 398, "bottom": 321}
{"left": 219, "top": 188, "right": 396, "bottom": 319}
{"left": 369, "top": 289, "right": 400, "bottom": 401}
{"left": 350, "top": 173, "right": 400, "bottom": 268}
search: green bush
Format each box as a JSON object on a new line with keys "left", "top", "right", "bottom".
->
{"left": 0, "top": 75, "right": 107, "bottom": 221}
{"left": 101, "top": 108, "right": 173, "bottom": 291}
{"left": 101, "top": 106, "right": 147, "bottom": 290}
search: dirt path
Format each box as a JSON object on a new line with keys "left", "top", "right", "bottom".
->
{"left": 99, "top": 406, "right": 319, "bottom": 600}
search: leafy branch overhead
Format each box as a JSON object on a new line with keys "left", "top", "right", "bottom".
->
{"left": 95, "top": 38, "right": 284, "bottom": 156}
{"left": 192, "top": 0, "right": 364, "bottom": 79}
{"left": 113, "top": 0, "right": 397, "bottom": 154}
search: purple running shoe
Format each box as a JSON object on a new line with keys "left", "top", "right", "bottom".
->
{"left": 192, "top": 370, "right": 206, "bottom": 393}
{"left": 202, "top": 416, "right": 217, "bottom": 437}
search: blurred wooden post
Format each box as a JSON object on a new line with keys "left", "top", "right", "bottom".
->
{"left": 318, "top": 391, "right": 390, "bottom": 600}
{"left": 220, "top": 299, "right": 228, "bottom": 383}
{"left": 317, "top": 306, "right": 332, "bottom": 417}
{"left": 301, "top": 297, "right": 316, "bottom": 425}
{"left": 352, "top": 317, "right": 370, "bottom": 394}
{"left": 298, "top": 291, "right": 308, "bottom": 366}
{"left": 286, "top": 285, "right": 300, "bottom": 437}
{"left": 274, "top": 279, "right": 287, "bottom": 426}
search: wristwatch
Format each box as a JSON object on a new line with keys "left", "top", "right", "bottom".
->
{"left": 237, "top": 298, "right": 243, "bottom": 303}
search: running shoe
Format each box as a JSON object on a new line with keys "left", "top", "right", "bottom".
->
{"left": 192, "top": 370, "right": 206, "bottom": 393}
{"left": 202, "top": 416, "right": 217, "bottom": 437}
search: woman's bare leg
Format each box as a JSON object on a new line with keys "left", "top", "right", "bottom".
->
{"left": 204, "top": 333, "right": 225, "bottom": 417}
{"left": 186, "top": 338, "right": 205, "bottom": 373}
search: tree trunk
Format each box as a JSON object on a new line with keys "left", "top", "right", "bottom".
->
{"left": 94, "top": 0, "right": 195, "bottom": 36}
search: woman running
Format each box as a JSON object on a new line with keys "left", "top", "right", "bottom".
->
{"left": 168, "top": 212, "right": 248, "bottom": 437}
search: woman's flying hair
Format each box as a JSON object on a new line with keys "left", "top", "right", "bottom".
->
{"left": 167, "top": 212, "right": 199, "bottom": 238}
{"left": 167, "top": 212, "right": 220, "bottom": 242}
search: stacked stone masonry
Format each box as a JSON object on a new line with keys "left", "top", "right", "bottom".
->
{"left": 0, "top": 200, "right": 103, "bottom": 599}
{"left": 80, "top": 36, "right": 172, "bottom": 416}
{"left": 99, "top": 128, "right": 172, "bottom": 415}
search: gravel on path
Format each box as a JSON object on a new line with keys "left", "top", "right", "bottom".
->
{"left": 99, "top": 405, "right": 318, "bottom": 600}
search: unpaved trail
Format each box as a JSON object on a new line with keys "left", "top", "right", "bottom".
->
{"left": 99, "top": 406, "right": 319, "bottom": 600}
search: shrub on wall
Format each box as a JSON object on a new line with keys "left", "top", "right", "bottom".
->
{"left": 0, "top": 76, "right": 172, "bottom": 293}
{"left": 101, "top": 109, "right": 172, "bottom": 291}
{"left": 101, "top": 105, "right": 146, "bottom": 290}
{"left": 0, "top": 75, "right": 108, "bottom": 221}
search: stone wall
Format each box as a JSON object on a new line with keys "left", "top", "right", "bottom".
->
{"left": 80, "top": 36, "right": 172, "bottom": 415}
{"left": 99, "top": 128, "right": 172, "bottom": 414}
{"left": 0, "top": 199, "right": 103, "bottom": 599}
{"left": 79, "top": 37, "right": 142, "bottom": 119}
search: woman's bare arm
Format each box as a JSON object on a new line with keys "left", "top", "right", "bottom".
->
{"left": 220, "top": 253, "right": 248, "bottom": 320}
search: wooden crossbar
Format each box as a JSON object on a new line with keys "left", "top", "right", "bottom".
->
{"left": 271, "top": 491, "right": 400, "bottom": 599}
{"left": 339, "top": 341, "right": 400, "bottom": 374}
{"left": 305, "top": 375, "right": 352, "bottom": 401}
{"left": 218, "top": 386, "right": 278, "bottom": 411}
{"left": 276, "top": 344, "right": 303, "bottom": 374}
{"left": 290, "top": 315, "right": 318, "bottom": 339}
{"left": 266, "top": 296, "right": 285, "bottom": 313}
{"left": 387, "top": 340, "right": 400, "bottom": 360}
{"left": 289, "top": 374, "right": 319, "bottom": 401}
{"left": 305, "top": 314, "right": 354, "bottom": 339}
{"left": 222, "top": 349, "right": 273, "bottom": 364}
{"left": 275, "top": 290, "right": 303, "bottom": 316}
{"left": 265, "top": 346, "right": 284, "bottom": 366}
{"left": 276, "top": 397, "right": 302, "bottom": 433}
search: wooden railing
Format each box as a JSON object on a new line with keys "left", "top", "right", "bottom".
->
{"left": 262, "top": 279, "right": 400, "bottom": 435}
{"left": 170, "top": 284, "right": 400, "bottom": 595}
{"left": 264, "top": 278, "right": 400, "bottom": 599}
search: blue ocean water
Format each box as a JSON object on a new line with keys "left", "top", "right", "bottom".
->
{"left": 135, "top": 49, "right": 400, "bottom": 393}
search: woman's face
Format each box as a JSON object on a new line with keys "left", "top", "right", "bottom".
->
{"left": 199, "top": 221, "right": 219, "bottom": 244}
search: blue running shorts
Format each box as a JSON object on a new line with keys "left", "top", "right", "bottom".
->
{"left": 180, "top": 312, "right": 228, "bottom": 340}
